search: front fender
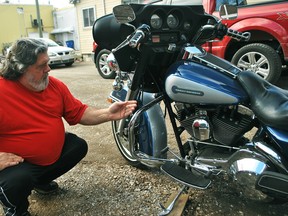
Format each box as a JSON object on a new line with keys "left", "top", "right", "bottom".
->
{"left": 218, "top": 18, "right": 288, "bottom": 59}
{"left": 110, "top": 88, "right": 167, "bottom": 157}
{"left": 228, "top": 18, "right": 288, "bottom": 45}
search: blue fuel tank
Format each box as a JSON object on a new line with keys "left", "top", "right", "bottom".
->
{"left": 165, "top": 61, "right": 249, "bottom": 105}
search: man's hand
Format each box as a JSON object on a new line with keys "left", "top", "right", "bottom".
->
{"left": 0, "top": 152, "right": 24, "bottom": 171}
{"left": 108, "top": 100, "right": 137, "bottom": 120}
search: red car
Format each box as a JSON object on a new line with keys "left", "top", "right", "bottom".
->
{"left": 202, "top": 0, "right": 288, "bottom": 83}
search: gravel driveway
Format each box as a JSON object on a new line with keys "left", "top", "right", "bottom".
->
{"left": 2, "top": 61, "right": 288, "bottom": 216}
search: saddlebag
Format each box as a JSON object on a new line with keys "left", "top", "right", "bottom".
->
{"left": 256, "top": 171, "right": 288, "bottom": 198}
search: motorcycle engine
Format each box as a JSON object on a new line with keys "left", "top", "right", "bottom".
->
{"left": 174, "top": 102, "right": 283, "bottom": 200}
{"left": 174, "top": 103, "right": 255, "bottom": 146}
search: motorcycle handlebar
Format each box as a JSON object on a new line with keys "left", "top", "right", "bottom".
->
{"left": 214, "top": 22, "right": 250, "bottom": 42}
{"left": 127, "top": 22, "right": 250, "bottom": 49}
{"left": 226, "top": 28, "right": 251, "bottom": 41}
{"left": 129, "top": 24, "right": 150, "bottom": 48}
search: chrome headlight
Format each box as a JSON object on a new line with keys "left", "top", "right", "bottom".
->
{"left": 48, "top": 51, "right": 57, "bottom": 57}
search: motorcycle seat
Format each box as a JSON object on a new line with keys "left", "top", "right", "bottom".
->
{"left": 237, "top": 71, "right": 288, "bottom": 131}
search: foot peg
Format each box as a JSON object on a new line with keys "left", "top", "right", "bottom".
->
{"left": 161, "top": 162, "right": 211, "bottom": 189}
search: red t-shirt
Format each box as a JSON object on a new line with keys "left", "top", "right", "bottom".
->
{"left": 0, "top": 76, "right": 88, "bottom": 166}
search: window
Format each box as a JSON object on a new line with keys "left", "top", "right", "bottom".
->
{"left": 122, "top": 0, "right": 145, "bottom": 3}
{"left": 245, "top": 0, "right": 285, "bottom": 4}
{"left": 83, "top": 7, "right": 95, "bottom": 27}
{"left": 216, "top": 0, "right": 286, "bottom": 10}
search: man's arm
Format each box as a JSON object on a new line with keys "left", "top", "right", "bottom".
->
{"left": 79, "top": 100, "right": 137, "bottom": 125}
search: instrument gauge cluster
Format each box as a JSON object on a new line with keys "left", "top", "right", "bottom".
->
{"left": 167, "top": 14, "right": 179, "bottom": 29}
{"left": 144, "top": 6, "right": 200, "bottom": 45}
{"left": 149, "top": 9, "right": 187, "bottom": 30}
{"left": 150, "top": 14, "right": 163, "bottom": 29}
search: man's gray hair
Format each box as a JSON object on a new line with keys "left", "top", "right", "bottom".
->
{"left": 0, "top": 38, "right": 48, "bottom": 80}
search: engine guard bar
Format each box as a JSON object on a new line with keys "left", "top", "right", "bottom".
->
{"left": 128, "top": 94, "right": 180, "bottom": 166}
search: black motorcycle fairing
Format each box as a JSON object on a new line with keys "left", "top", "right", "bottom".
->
{"left": 237, "top": 71, "right": 288, "bottom": 131}
{"left": 92, "top": 13, "right": 134, "bottom": 51}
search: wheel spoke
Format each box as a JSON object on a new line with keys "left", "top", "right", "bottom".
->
{"left": 99, "top": 54, "right": 112, "bottom": 74}
{"left": 237, "top": 59, "right": 250, "bottom": 69}
{"left": 256, "top": 68, "right": 269, "bottom": 79}
{"left": 255, "top": 56, "right": 268, "bottom": 68}
{"left": 101, "top": 65, "right": 111, "bottom": 74}
{"left": 247, "top": 52, "right": 256, "bottom": 64}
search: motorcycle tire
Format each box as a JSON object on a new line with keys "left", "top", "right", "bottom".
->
{"left": 231, "top": 43, "right": 282, "bottom": 84}
{"left": 112, "top": 119, "right": 143, "bottom": 168}
{"left": 96, "top": 49, "right": 116, "bottom": 79}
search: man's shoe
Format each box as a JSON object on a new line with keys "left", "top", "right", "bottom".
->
{"left": 34, "top": 181, "right": 59, "bottom": 195}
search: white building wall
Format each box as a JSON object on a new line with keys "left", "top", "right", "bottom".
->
{"left": 52, "top": 7, "right": 80, "bottom": 50}
{"left": 51, "top": 0, "right": 122, "bottom": 60}
{"left": 76, "top": 0, "right": 121, "bottom": 61}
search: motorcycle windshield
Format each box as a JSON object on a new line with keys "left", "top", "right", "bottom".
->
{"left": 141, "top": 0, "right": 202, "bottom": 5}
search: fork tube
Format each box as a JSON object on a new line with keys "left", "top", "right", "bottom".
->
{"left": 118, "top": 46, "right": 149, "bottom": 135}
{"left": 117, "top": 88, "right": 139, "bottom": 136}
{"left": 130, "top": 46, "right": 149, "bottom": 91}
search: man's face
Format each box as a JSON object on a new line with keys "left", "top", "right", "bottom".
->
{"left": 22, "top": 52, "right": 51, "bottom": 92}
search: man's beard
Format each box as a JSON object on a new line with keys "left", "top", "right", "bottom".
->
{"left": 28, "top": 73, "right": 49, "bottom": 91}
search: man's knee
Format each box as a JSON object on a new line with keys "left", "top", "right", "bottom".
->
{"left": 76, "top": 135, "right": 88, "bottom": 156}
{"left": 65, "top": 132, "right": 88, "bottom": 159}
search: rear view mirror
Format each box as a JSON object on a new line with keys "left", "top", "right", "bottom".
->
{"left": 113, "top": 5, "right": 135, "bottom": 24}
{"left": 219, "top": 4, "right": 238, "bottom": 20}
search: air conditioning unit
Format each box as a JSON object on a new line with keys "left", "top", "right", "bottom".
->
{"left": 32, "top": 19, "right": 43, "bottom": 28}
{"left": 69, "top": 0, "right": 80, "bottom": 4}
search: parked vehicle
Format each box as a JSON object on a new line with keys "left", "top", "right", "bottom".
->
{"left": 202, "top": 0, "right": 288, "bottom": 84}
{"left": 93, "top": 2, "right": 288, "bottom": 215}
{"left": 38, "top": 38, "right": 76, "bottom": 67}
{"left": 93, "top": 0, "right": 288, "bottom": 82}
{"left": 92, "top": 41, "right": 116, "bottom": 79}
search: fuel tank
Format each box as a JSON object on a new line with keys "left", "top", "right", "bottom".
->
{"left": 165, "top": 61, "right": 249, "bottom": 105}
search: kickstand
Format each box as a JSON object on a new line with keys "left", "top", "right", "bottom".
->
{"left": 158, "top": 185, "right": 188, "bottom": 216}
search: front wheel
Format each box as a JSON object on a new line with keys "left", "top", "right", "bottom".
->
{"left": 65, "top": 62, "right": 74, "bottom": 67}
{"left": 231, "top": 43, "right": 282, "bottom": 84}
{"left": 112, "top": 119, "right": 143, "bottom": 167}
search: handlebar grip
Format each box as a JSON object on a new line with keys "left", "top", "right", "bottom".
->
{"left": 128, "top": 24, "right": 150, "bottom": 48}
{"left": 227, "top": 29, "right": 251, "bottom": 41}
{"left": 129, "top": 30, "right": 145, "bottom": 48}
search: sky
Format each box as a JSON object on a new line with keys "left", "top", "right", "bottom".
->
{"left": 0, "top": 0, "right": 71, "bottom": 8}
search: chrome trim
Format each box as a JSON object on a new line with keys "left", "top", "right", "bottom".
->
{"left": 254, "top": 141, "right": 288, "bottom": 174}
{"left": 182, "top": 45, "right": 240, "bottom": 78}
{"left": 128, "top": 94, "right": 173, "bottom": 166}
{"left": 230, "top": 158, "right": 267, "bottom": 177}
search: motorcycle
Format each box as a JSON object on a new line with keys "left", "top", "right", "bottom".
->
{"left": 92, "top": 1, "right": 288, "bottom": 214}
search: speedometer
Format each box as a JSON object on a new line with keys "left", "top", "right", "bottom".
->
{"left": 150, "top": 14, "right": 163, "bottom": 29}
{"left": 167, "top": 14, "right": 179, "bottom": 29}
